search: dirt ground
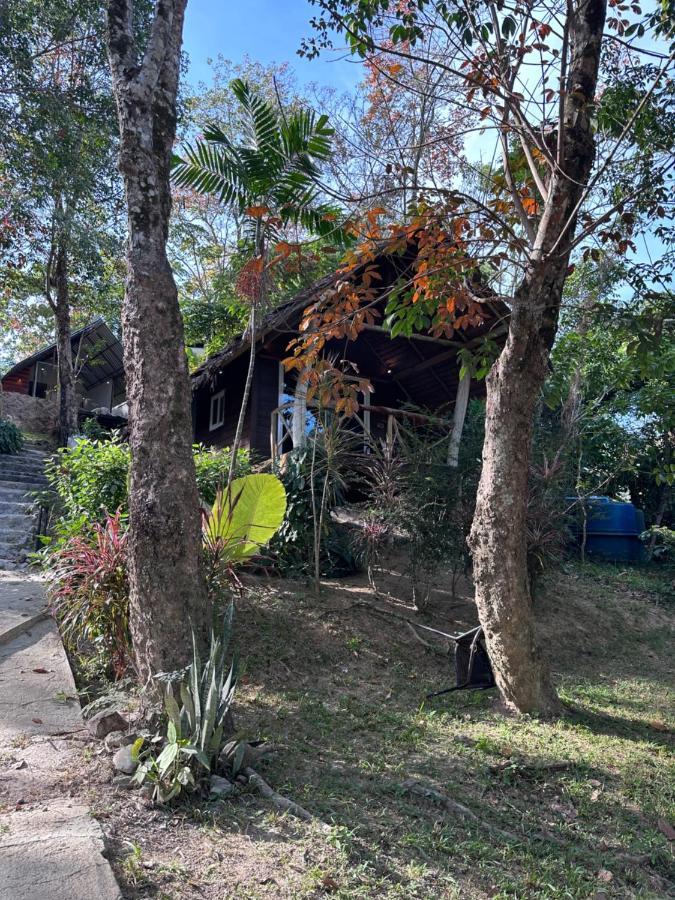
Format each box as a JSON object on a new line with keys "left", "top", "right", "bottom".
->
{"left": 51, "top": 559, "right": 675, "bottom": 899}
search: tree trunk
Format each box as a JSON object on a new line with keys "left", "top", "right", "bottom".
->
{"left": 107, "top": 0, "right": 210, "bottom": 687}
{"left": 53, "top": 244, "right": 79, "bottom": 445}
{"left": 468, "top": 0, "right": 606, "bottom": 715}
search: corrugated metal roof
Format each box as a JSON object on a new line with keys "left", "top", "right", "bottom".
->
{"left": 1, "top": 319, "right": 123, "bottom": 388}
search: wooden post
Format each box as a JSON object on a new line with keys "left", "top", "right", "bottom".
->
{"left": 447, "top": 372, "right": 470, "bottom": 467}
{"left": 292, "top": 375, "right": 308, "bottom": 449}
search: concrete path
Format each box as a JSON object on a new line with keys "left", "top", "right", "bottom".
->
{"left": 0, "top": 570, "right": 121, "bottom": 900}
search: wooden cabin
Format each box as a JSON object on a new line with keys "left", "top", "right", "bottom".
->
{"left": 190, "top": 251, "right": 509, "bottom": 465}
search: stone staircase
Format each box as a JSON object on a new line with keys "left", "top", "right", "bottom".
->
{"left": 0, "top": 446, "right": 49, "bottom": 570}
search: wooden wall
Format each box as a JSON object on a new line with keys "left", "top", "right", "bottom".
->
{"left": 1, "top": 367, "right": 31, "bottom": 395}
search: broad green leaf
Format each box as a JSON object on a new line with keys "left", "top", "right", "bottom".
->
{"left": 205, "top": 474, "right": 287, "bottom": 562}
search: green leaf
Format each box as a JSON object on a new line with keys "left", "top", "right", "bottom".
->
{"left": 205, "top": 474, "right": 287, "bottom": 562}
{"left": 232, "top": 741, "right": 247, "bottom": 776}
{"left": 157, "top": 741, "right": 179, "bottom": 777}
{"left": 130, "top": 736, "right": 145, "bottom": 763}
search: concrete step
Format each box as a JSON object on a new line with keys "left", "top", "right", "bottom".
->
{"left": 0, "top": 514, "right": 35, "bottom": 529}
{"left": 0, "top": 541, "right": 32, "bottom": 558}
{"left": 0, "top": 471, "right": 46, "bottom": 483}
{"left": 0, "top": 457, "right": 46, "bottom": 468}
{"left": 0, "top": 498, "right": 34, "bottom": 511}
{"left": 0, "top": 459, "right": 46, "bottom": 471}
{"left": 0, "top": 473, "right": 46, "bottom": 487}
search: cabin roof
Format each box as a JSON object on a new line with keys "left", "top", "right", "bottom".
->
{"left": 1, "top": 319, "right": 124, "bottom": 390}
{"left": 190, "top": 270, "right": 340, "bottom": 391}
{"left": 190, "top": 257, "right": 510, "bottom": 395}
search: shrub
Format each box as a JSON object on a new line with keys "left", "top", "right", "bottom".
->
{"left": 44, "top": 433, "right": 130, "bottom": 524}
{"left": 357, "top": 402, "right": 484, "bottom": 606}
{"left": 48, "top": 511, "right": 131, "bottom": 678}
{"left": 81, "top": 417, "right": 111, "bottom": 441}
{"left": 43, "top": 435, "right": 251, "bottom": 529}
{"left": 194, "top": 444, "right": 251, "bottom": 505}
{"left": 641, "top": 525, "right": 675, "bottom": 560}
{"left": 270, "top": 447, "right": 358, "bottom": 578}
{"left": 0, "top": 418, "right": 24, "bottom": 454}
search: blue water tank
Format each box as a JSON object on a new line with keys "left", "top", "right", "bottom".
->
{"left": 579, "top": 497, "right": 647, "bottom": 563}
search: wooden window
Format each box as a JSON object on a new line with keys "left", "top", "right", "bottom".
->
{"left": 209, "top": 390, "right": 225, "bottom": 431}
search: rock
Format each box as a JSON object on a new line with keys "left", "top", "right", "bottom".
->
{"left": 209, "top": 775, "right": 236, "bottom": 798}
{"left": 104, "top": 730, "right": 137, "bottom": 752}
{"left": 104, "top": 731, "right": 126, "bottom": 751}
{"left": 112, "top": 745, "right": 137, "bottom": 775}
{"left": 218, "top": 739, "right": 271, "bottom": 773}
{"left": 87, "top": 708, "right": 128, "bottom": 739}
{"left": 112, "top": 774, "right": 135, "bottom": 790}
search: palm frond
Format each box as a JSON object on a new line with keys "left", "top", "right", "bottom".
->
{"left": 231, "top": 78, "right": 282, "bottom": 157}
{"left": 172, "top": 136, "right": 250, "bottom": 208}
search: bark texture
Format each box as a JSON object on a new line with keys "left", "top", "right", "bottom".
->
{"left": 53, "top": 244, "right": 79, "bottom": 444}
{"left": 107, "top": 0, "right": 210, "bottom": 686}
{"left": 468, "top": 0, "right": 607, "bottom": 715}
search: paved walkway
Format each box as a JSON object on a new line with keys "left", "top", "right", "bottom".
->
{"left": 0, "top": 570, "right": 121, "bottom": 900}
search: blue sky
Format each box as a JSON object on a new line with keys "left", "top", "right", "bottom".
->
{"left": 182, "top": 0, "right": 359, "bottom": 91}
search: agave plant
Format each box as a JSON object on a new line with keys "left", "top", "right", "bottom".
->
{"left": 172, "top": 79, "right": 345, "bottom": 482}
{"left": 133, "top": 604, "right": 238, "bottom": 802}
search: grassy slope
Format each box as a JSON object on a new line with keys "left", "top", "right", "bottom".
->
{"left": 103, "top": 562, "right": 674, "bottom": 900}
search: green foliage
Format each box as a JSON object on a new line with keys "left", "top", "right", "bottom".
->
{"left": 203, "top": 474, "right": 287, "bottom": 563}
{"left": 270, "top": 435, "right": 359, "bottom": 579}
{"left": 133, "top": 605, "right": 237, "bottom": 803}
{"left": 173, "top": 79, "right": 343, "bottom": 243}
{"left": 545, "top": 261, "right": 674, "bottom": 527}
{"left": 80, "top": 417, "right": 110, "bottom": 441}
{"left": 43, "top": 435, "right": 251, "bottom": 531}
{"left": 0, "top": 0, "right": 124, "bottom": 365}
{"left": 44, "top": 435, "right": 130, "bottom": 525}
{"left": 0, "top": 418, "right": 24, "bottom": 454}
{"left": 193, "top": 444, "right": 252, "bottom": 505}
{"left": 641, "top": 525, "right": 675, "bottom": 561}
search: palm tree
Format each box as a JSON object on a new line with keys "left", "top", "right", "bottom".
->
{"left": 172, "top": 80, "right": 341, "bottom": 482}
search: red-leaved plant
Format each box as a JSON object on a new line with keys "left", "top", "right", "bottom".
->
{"left": 48, "top": 510, "right": 131, "bottom": 678}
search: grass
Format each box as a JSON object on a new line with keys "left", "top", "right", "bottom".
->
{"left": 104, "top": 560, "right": 674, "bottom": 899}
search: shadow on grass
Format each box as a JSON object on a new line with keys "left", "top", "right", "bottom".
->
{"left": 562, "top": 702, "right": 674, "bottom": 749}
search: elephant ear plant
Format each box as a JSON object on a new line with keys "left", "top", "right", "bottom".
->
{"left": 203, "top": 472, "right": 287, "bottom": 594}
{"left": 132, "top": 603, "right": 237, "bottom": 803}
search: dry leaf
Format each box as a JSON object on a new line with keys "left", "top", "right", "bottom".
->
{"left": 32, "top": 667, "right": 49, "bottom": 674}
{"left": 597, "top": 870, "right": 613, "bottom": 883}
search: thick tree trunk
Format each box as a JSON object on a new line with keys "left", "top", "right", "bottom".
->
{"left": 468, "top": 0, "right": 606, "bottom": 715}
{"left": 53, "top": 245, "right": 79, "bottom": 445}
{"left": 107, "top": 0, "right": 210, "bottom": 687}
{"left": 469, "top": 291, "right": 566, "bottom": 715}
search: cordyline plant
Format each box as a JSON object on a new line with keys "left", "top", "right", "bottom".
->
{"left": 48, "top": 510, "right": 130, "bottom": 678}
{"left": 287, "top": 0, "right": 675, "bottom": 715}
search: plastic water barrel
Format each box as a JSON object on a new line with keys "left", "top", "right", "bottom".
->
{"left": 581, "top": 497, "right": 647, "bottom": 563}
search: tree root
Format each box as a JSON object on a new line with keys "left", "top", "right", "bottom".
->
{"left": 401, "top": 779, "right": 669, "bottom": 876}
{"left": 401, "top": 778, "right": 551, "bottom": 844}
{"left": 244, "top": 767, "right": 331, "bottom": 832}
